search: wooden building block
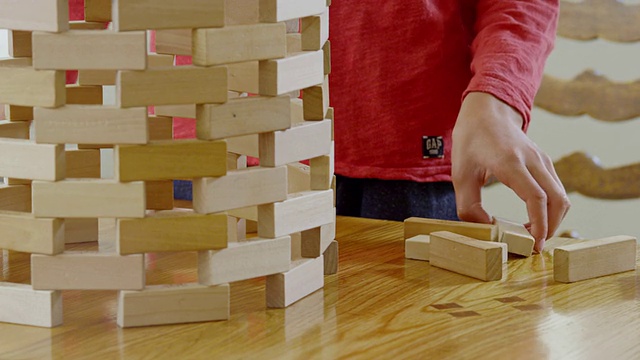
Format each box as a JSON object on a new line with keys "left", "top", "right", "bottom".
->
{"left": 145, "top": 180, "right": 174, "bottom": 210}
{"left": 227, "top": 134, "right": 259, "bottom": 157}
{"left": 326, "top": 107, "right": 334, "bottom": 140}
{"left": 497, "top": 242, "right": 508, "bottom": 264}
{"left": 193, "top": 166, "right": 287, "bottom": 214}
{"left": 301, "top": 9, "right": 329, "bottom": 51}
{"left": 0, "top": 139, "right": 64, "bottom": 181}
{"left": 198, "top": 236, "right": 291, "bottom": 285}
{"left": 0, "top": 58, "right": 32, "bottom": 67}
{"left": 227, "top": 206, "right": 258, "bottom": 222}
{"left": 301, "top": 217, "right": 336, "bottom": 258}
{"left": 5, "top": 105, "right": 33, "bottom": 121}
{"left": 32, "top": 180, "right": 146, "bottom": 218}
{"left": 554, "top": 236, "right": 637, "bottom": 283}
{"left": 303, "top": 75, "right": 329, "bottom": 120}
{"left": 0, "top": 211, "right": 64, "bottom": 255}
{"left": 66, "top": 149, "right": 101, "bottom": 178}
{"left": 259, "top": 0, "right": 326, "bottom": 23}
{"left": 290, "top": 98, "right": 304, "bottom": 125}
{"left": 66, "top": 85, "right": 103, "bottom": 105}
{"left": 99, "top": 218, "right": 116, "bottom": 253}
{"left": 227, "top": 61, "right": 259, "bottom": 94}
{"left": 112, "top": 0, "right": 225, "bottom": 31}
{"left": 0, "top": 184, "right": 31, "bottom": 212}
{"left": 155, "top": 29, "right": 192, "bottom": 56}
{"left": 85, "top": 0, "right": 111, "bottom": 23}
{"left": 77, "top": 70, "right": 116, "bottom": 86}
{"left": 32, "top": 31, "right": 146, "bottom": 70}
{"left": 287, "top": 162, "right": 310, "bottom": 194}
{"left": 323, "top": 240, "right": 338, "bottom": 275}
{"left": 259, "top": 120, "right": 332, "bottom": 167}
{"left": 196, "top": 96, "right": 291, "bottom": 140}
{"left": 494, "top": 217, "right": 535, "bottom": 257}
{"left": 0, "top": 120, "right": 29, "bottom": 139}
{"left": 117, "top": 284, "right": 229, "bottom": 328}
{"left": 404, "top": 217, "right": 497, "bottom": 241}
{"left": 8, "top": 30, "right": 32, "bottom": 58}
{"left": 258, "top": 190, "right": 333, "bottom": 238}
{"left": 0, "top": 0, "right": 68, "bottom": 32}
{"left": 0, "top": 283, "right": 62, "bottom": 328}
{"left": 193, "top": 23, "right": 286, "bottom": 66}
{"left": 290, "top": 231, "right": 302, "bottom": 259}
{"left": 115, "top": 140, "right": 227, "bottom": 181}
{"left": 0, "top": 65, "right": 65, "bottom": 108}
{"left": 117, "top": 66, "right": 227, "bottom": 107}
{"left": 287, "top": 33, "right": 302, "bottom": 55}
{"left": 259, "top": 50, "right": 324, "bottom": 96}
{"left": 310, "top": 141, "right": 334, "bottom": 190}
{"left": 266, "top": 256, "right": 324, "bottom": 308}
{"left": 430, "top": 231, "right": 503, "bottom": 281}
{"left": 227, "top": 153, "right": 248, "bottom": 171}
{"left": 155, "top": 104, "right": 196, "bottom": 119}
{"left": 65, "top": 218, "right": 99, "bottom": 244}
{"left": 69, "top": 21, "right": 108, "bottom": 30}
{"left": 225, "top": 0, "right": 259, "bottom": 25}
{"left": 4, "top": 177, "right": 31, "bottom": 186}
{"left": 32, "top": 252, "right": 145, "bottom": 290}
{"left": 34, "top": 106, "right": 148, "bottom": 145}
{"left": 147, "top": 53, "right": 174, "bottom": 68}
{"left": 323, "top": 40, "right": 331, "bottom": 75}
{"left": 148, "top": 116, "right": 173, "bottom": 141}
{"left": 405, "top": 235, "right": 430, "bottom": 261}
{"left": 117, "top": 211, "right": 229, "bottom": 254}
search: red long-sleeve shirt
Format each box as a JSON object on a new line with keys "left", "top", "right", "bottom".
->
{"left": 330, "top": 0, "right": 558, "bottom": 182}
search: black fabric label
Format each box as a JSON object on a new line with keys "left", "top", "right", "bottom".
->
{"left": 422, "top": 136, "right": 444, "bottom": 159}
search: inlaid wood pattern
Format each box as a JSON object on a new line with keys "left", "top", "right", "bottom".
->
{"left": 558, "top": 0, "right": 640, "bottom": 42}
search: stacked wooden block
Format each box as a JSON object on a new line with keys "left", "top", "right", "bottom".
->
{"left": 0, "top": 0, "right": 335, "bottom": 328}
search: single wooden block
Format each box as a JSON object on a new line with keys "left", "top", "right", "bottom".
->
{"left": 0, "top": 184, "right": 31, "bottom": 212}
{"left": 430, "top": 231, "right": 503, "bottom": 282}
{"left": 193, "top": 166, "right": 287, "bottom": 214}
{"left": 117, "top": 211, "right": 229, "bottom": 254}
{"left": 66, "top": 85, "right": 103, "bottom": 105}
{"left": 227, "top": 134, "right": 259, "bottom": 157}
{"left": 0, "top": 0, "right": 68, "bottom": 32}
{"left": 148, "top": 115, "right": 173, "bottom": 140}
{"left": 497, "top": 242, "right": 508, "bottom": 264}
{"left": 301, "top": 218, "right": 336, "bottom": 258}
{"left": 494, "top": 217, "right": 535, "bottom": 257}
{"left": 554, "top": 236, "right": 637, "bottom": 283}
{"left": 0, "top": 65, "right": 65, "bottom": 108}
{"left": 258, "top": 190, "right": 334, "bottom": 238}
{"left": 286, "top": 33, "right": 302, "bottom": 55}
{"left": 303, "top": 75, "right": 329, "bottom": 120}
{"left": 290, "top": 98, "right": 304, "bottom": 125}
{"left": 8, "top": 30, "right": 32, "bottom": 58}
{"left": 323, "top": 240, "right": 338, "bottom": 275}
{"left": 117, "top": 66, "right": 227, "bottom": 107}
{"left": 147, "top": 53, "right": 175, "bottom": 68}
{"left": 0, "top": 58, "right": 32, "bottom": 67}
{"left": 0, "top": 283, "right": 62, "bottom": 328}
{"left": 227, "top": 61, "right": 259, "bottom": 94}
{"left": 0, "top": 139, "right": 64, "bottom": 181}
{"left": 198, "top": 236, "right": 291, "bottom": 285}
{"left": 85, "top": 0, "right": 111, "bottom": 22}
{"left": 69, "top": 21, "right": 108, "bottom": 30}
{"left": 0, "top": 120, "right": 30, "bottom": 139}
{"left": 112, "top": 0, "right": 225, "bottom": 31}
{"left": 32, "top": 252, "right": 145, "bottom": 290}
{"left": 32, "top": 30, "right": 146, "bottom": 70}
{"left": 34, "top": 106, "right": 148, "bottom": 145}
{"left": 115, "top": 140, "right": 227, "bottom": 182}
{"left": 196, "top": 96, "right": 291, "bottom": 140}
{"left": 326, "top": 106, "right": 334, "bottom": 140}
{"left": 32, "top": 180, "right": 146, "bottom": 218}
{"left": 259, "top": 50, "right": 324, "bottom": 96}
{"left": 226, "top": 153, "right": 248, "bottom": 171}
{"left": 77, "top": 70, "right": 116, "bottom": 86}
{"left": 145, "top": 180, "right": 174, "bottom": 210}
{"left": 117, "top": 284, "right": 230, "bottom": 328}
{"left": 65, "top": 218, "right": 99, "bottom": 244}
{"left": 259, "top": 120, "right": 332, "bottom": 167}
{"left": 323, "top": 40, "right": 331, "bottom": 75}
{"left": 290, "top": 231, "right": 302, "bottom": 259}
{"left": 155, "top": 104, "right": 196, "bottom": 119}
{"left": 98, "top": 218, "right": 117, "bottom": 253}
{"left": 310, "top": 141, "right": 334, "bottom": 190}
{"left": 259, "top": 0, "right": 326, "bottom": 23}
{"left": 227, "top": 206, "right": 258, "bottom": 222}
{"left": 287, "top": 162, "right": 310, "bottom": 194}
{"left": 266, "top": 256, "right": 324, "bottom": 308}
{"left": 0, "top": 211, "right": 64, "bottom": 254}
{"left": 4, "top": 177, "right": 31, "bottom": 186}
{"left": 404, "top": 217, "right": 497, "bottom": 241}
{"left": 405, "top": 235, "right": 430, "bottom": 261}
{"left": 155, "top": 29, "right": 192, "bottom": 56}
{"left": 66, "top": 149, "right": 101, "bottom": 178}
{"left": 225, "top": 0, "right": 259, "bottom": 25}
{"left": 193, "top": 23, "right": 286, "bottom": 66}
{"left": 5, "top": 105, "right": 33, "bottom": 121}
{"left": 301, "top": 9, "right": 329, "bottom": 51}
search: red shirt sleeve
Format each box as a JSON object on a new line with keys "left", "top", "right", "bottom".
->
{"left": 463, "top": 0, "right": 559, "bottom": 131}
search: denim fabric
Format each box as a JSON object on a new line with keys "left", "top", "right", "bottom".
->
{"left": 174, "top": 180, "right": 192, "bottom": 201}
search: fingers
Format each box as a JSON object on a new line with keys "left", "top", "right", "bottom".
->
{"left": 529, "top": 153, "right": 571, "bottom": 241}
{"left": 452, "top": 169, "right": 492, "bottom": 224}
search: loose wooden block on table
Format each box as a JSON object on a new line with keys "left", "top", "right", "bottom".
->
{"left": 494, "top": 217, "right": 535, "bottom": 257}
{"left": 259, "top": 120, "right": 332, "bottom": 167}
{"left": 85, "top": 0, "right": 111, "bottom": 23}
{"left": 117, "top": 284, "right": 230, "bottom": 328}
{"left": 259, "top": 0, "right": 326, "bottom": 23}
{"left": 66, "top": 149, "right": 101, "bottom": 178}
{"left": 196, "top": 96, "right": 291, "bottom": 140}
{"left": 429, "top": 231, "right": 503, "bottom": 282}
{"left": 117, "top": 66, "right": 227, "bottom": 107}
{"left": 259, "top": 50, "right": 324, "bottom": 96}
{"left": 34, "top": 106, "right": 148, "bottom": 145}
{"left": 303, "top": 75, "right": 330, "bottom": 120}
{"left": 266, "top": 256, "right": 324, "bottom": 308}
{"left": 0, "top": 0, "right": 68, "bottom": 32}
{"left": 310, "top": 141, "right": 334, "bottom": 190}
{"left": 193, "top": 166, "right": 287, "bottom": 214}
{"left": 0, "top": 211, "right": 64, "bottom": 254}
{"left": 301, "top": 213, "right": 335, "bottom": 257}
{"left": 198, "top": 236, "right": 291, "bottom": 285}
{"left": 0, "top": 120, "right": 29, "bottom": 139}
{"left": 155, "top": 29, "right": 192, "bottom": 56}
{"left": 31, "top": 252, "right": 145, "bottom": 290}
{"left": 117, "top": 211, "right": 229, "bottom": 255}
{"left": 4, "top": 105, "right": 33, "bottom": 121}
{"left": 0, "top": 283, "right": 62, "bottom": 328}
{"left": 227, "top": 61, "right": 259, "bottom": 94}
{"left": 145, "top": 180, "right": 174, "bottom": 210}
{"left": 405, "top": 234, "right": 430, "bottom": 261}
{"left": 0, "top": 184, "right": 31, "bottom": 212}
{"left": 0, "top": 139, "right": 64, "bottom": 181}
{"left": 193, "top": 23, "right": 286, "bottom": 66}
{"left": 0, "top": 65, "right": 65, "bottom": 108}
{"left": 8, "top": 30, "right": 32, "bottom": 58}
{"left": 287, "top": 162, "right": 310, "bottom": 194}
{"left": 65, "top": 218, "right": 99, "bottom": 244}
{"left": 301, "top": 9, "right": 329, "bottom": 51}
{"left": 258, "top": 190, "right": 334, "bottom": 238}
{"left": 554, "top": 236, "right": 637, "bottom": 283}
{"left": 404, "top": 217, "right": 497, "bottom": 241}
{"left": 32, "top": 180, "right": 146, "bottom": 218}
{"left": 115, "top": 140, "right": 227, "bottom": 181}
{"left": 323, "top": 240, "right": 338, "bottom": 275}
{"left": 112, "top": 0, "right": 224, "bottom": 31}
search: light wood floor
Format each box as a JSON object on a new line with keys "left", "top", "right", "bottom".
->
{"left": 0, "top": 216, "right": 638, "bottom": 359}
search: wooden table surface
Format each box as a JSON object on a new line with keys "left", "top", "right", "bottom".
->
{"left": 0, "top": 216, "right": 638, "bottom": 359}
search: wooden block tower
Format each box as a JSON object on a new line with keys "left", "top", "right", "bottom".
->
{"left": 0, "top": 0, "right": 335, "bottom": 328}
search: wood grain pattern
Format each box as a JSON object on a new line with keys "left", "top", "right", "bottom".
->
{"left": 0, "top": 139, "right": 64, "bottom": 181}
{"left": 0, "top": 211, "right": 64, "bottom": 255}
{"left": 112, "top": 0, "right": 224, "bottom": 31}
{"left": 404, "top": 217, "right": 497, "bottom": 241}
{"left": 429, "top": 231, "right": 503, "bottom": 282}
{"left": 0, "top": 65, "right": 65, "bottom": 108}
{"left": 558, "top": 0, "right": 640, "bottom": 42}
{"left": 0, "top": 283, "right": 62, "bottom": 328}
{"left": 0, "top": 0, "right": 68, "bottom": 32}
